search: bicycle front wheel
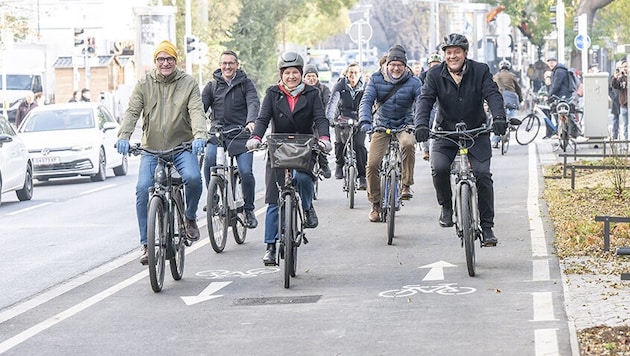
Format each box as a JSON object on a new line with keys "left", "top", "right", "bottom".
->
{"left": 347, "top": 164, "right": 356, "bottom": 209}
{"left": 283, "top": 197, "right": 295, "bottom": 288}
{"left": 459, "top": 185, "right": 476, "bottom": 277}
{"left": 386, "top": 171, "right": 397, "bottom": 245}
{"left": 515, "top": 114, "right": 540, "bottom": 145}
{"left": 231, "top": 173, "right": 247, "bottom": 244}
{"left": 558, "top": 120, "right": 569, "bottom": 152}
{"left": 500, "top": 130, "right": 510, "bottom": 155}
{"left": 170, "top": 190, "right": 186, "bottom": 280}
{"left": 207, "top": 177, "right": 228, "bottom": 253}
{"left": 147, "top": 195, "right": 166, "bottom": 292}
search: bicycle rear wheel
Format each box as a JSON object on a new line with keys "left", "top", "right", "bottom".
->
{"left": 347, "top": 164, "right": 356, "bottom": 209}
{"left": 207, "top": 177, "right": 228, "bottom": 253}
{"left": 170, "top": 190, "right": 186, "bottom": 280}
{"left": 515, "top": 114, "right": 540, "bottom": 145}
{"left": 147, "top": 195, "right": 166, "bottom": 292}
{"left": 459, "top": 185, "right": 476, "bottom": 277}
{"left": 558, "top": 119, "right": 569, "bottom": 152}
{"left": 386, "top": 171, "right": 397, "bottom": 245}
{"left": 379, "top": 171, "right": 387, "bottom": 222}
{"left": 231, "top": 172, "right": 247, "bottom": 244}
{"left": 283, "top": 198, "right": 295, "bottom": 288}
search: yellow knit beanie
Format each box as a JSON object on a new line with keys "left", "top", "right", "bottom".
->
{"left": 153, "top": 40, "right": 178, "bottom": 62}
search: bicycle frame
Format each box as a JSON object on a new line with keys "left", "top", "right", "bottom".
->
{"left": 376, "top": 127, "right": 405, "bottom": 221}
{"left": 452, "top": 148, "right": 481, "bottom": 242}
{"left": 209, "top": 126, "right": 246, "bottom": 212}
{"left": 339, "top": 120, "right": 358, "bottom": 198}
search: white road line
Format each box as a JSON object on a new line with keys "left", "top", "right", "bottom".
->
{"left": 532, "top": 259, "right": 551, "bottom": 281}
{"left": 79, "top": 184, "right": 117, "bottom": 195}
{"left": 528, "top": 143, "right": 548, "bottom": 257}
{"left": 0, "top": 227, "right": 212, "bottom": 353}
{"left": 4, "top": 202, "right": 53, "bottom": 216}
{"left": 534, "top": 328, "right": 559, "bottom": 356}
{"left": 532, "top": 291, "right": 556, "bottom": 322}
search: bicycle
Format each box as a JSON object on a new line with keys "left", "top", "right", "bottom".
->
{"left": 548, "top": 95, "right": 583, "bottom": 152}
{"left": 431, "top": 123, "right": 491, "bottom": 277}
{"left": 129, "top": 143, "right": 191, "bottom": 292}
{"left": 205, "top": 125, "right": 249, "bottom": 253}
{"left": 338, "top": 118, "right": 359, "bottom": 209}
{"left": 260, "top": 133, "right": 319, "bottom": 288}
{"left": 515, "top": 95, "right": 559, "bottom": 146}
{"left": 373, "top": 126, "right": 413, "bottom": 245}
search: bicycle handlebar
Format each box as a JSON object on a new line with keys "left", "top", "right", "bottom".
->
{"left": 370, "top": 126, "right": 415, "bottom": 135}
{"left": 128, "top": 142, "right": 193, "bottom": 157}
{"left": 207, "top": 125, "right": 248, "bottom": 137}
{"left": 429, "top": 124, "right": 490, "bottom": 143}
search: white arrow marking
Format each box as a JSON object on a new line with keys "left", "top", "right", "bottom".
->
{"left": 180, "top": 281, "right": 232, "bottom": 306}
{"left": 419, "top": 261, "right": 457, "bottom": 281}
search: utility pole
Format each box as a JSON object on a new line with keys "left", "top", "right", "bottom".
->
{"left": 185, "top": 0, "right": 192, "bottom": 75}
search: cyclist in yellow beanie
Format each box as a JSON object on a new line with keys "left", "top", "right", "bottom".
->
{"left": 153, "top": 40, "right": 178, "bottom": 62}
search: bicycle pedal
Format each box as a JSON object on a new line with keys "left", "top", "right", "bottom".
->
{"left": 482, "top": 241, "right": 497, "bottom": 247}
{"left": 183, "top": 239, "right": 192, "bottom": 247}
{"left": 303, "top": 235, "right": 309, "bottom": 245}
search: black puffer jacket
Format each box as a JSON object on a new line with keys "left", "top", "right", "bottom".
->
{"left": 548, "top": 63, "right": 572, "bottom": 99}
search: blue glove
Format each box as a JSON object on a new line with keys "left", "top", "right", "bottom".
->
{"left": 360, "top": 123, "right": 372, "bottom": 133}
{"left": 192, "top": 139, "right": 207, "bottom": 155}
{"left": 116, "top": 139, "right": 129, "bottom": 155}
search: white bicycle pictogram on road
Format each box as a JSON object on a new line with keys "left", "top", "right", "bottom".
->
{"left": 196, "top": 267, "right": 280, "bottom": 279}
{"left": 379, "top": 283, "right": 476, "bottom": 298}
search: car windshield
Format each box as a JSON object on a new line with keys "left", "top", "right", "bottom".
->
{"left": 21, "top": 109, "right": 95, "bottom": 132}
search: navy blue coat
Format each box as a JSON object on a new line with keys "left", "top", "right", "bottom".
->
{"left": 548, "top": 63, "right": 573, "bottom": 99}
{"left": 358, "top": 67, "right": 422, "bottom": 129}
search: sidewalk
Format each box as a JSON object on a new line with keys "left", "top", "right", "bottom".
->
{"left": 536, "top": 138, "right": 630, "bottom": 331}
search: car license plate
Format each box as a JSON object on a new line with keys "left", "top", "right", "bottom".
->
{"left": 33, "top": 156, "right": 61, "bottom": 165}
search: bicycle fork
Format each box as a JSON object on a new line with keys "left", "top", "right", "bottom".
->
{"left": 454, "top": 180, "right": 482, "bottom": 244}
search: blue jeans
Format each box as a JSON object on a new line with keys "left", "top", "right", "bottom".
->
{"left": 203, "top": 144, "right": 256, "bottom": 211}
{"left": 263, "top": 170, "right": 314, "bottom": 244}
{"left": 613, "top": 107, "right": 629, "bottom": 140}
{"left": 136, "top": 151, "right": 202, "bottom": 245}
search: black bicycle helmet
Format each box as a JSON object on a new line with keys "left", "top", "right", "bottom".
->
{"left": 441, "top": 33, "right": 469, "bottom": 51}
{"left": 277, "top": 52, "right": 304, "bottom": 70}
{"left": 499, "top": 59, "right": 511, "bottom": 70}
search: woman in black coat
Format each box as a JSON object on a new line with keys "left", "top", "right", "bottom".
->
{"left": 248, "top": 52, "right": 331, "bottom": 265}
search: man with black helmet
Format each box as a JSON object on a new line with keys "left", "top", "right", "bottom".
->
{"left": 491, "top": 59, "right": 522, "bottom": 148}
{"left": 414, "top": 33, "right": 507, "bottom": 246}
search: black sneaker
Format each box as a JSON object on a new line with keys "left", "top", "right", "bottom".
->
{"left": 482, "top": 227, "right": 498, "bottom": 246}
{"left": 335, "top": 165, "right": 344, "bottom": 179}
{"left": 320, "top": 161, "right": 332, "bottom": 179}
{"left": 304, "top": 206, "right": 318, "bottom": 228}
{"left": 439, "top": 206, "right": 454, "bottom": 227}
{"left": 245, "top": 210, "right": 258, "bottom": 229}
{"left": 263, "top": 244, "right": 276, "bottom": 266}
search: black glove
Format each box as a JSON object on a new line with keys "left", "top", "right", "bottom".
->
{"left": 492, "top": 117, "right": 508, "bottom": 136}
{"left": 415, "top": 126, "right": 430, "bottom": 142}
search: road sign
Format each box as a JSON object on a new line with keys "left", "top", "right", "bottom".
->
{"left": 574, "top": 34, "right": 591, "bottom": 51}
{"left": 347, "top": 20, "right": 372, "bottom": 44}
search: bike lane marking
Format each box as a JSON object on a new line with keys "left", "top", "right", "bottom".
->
{"left": 419, "top": 260, "right": 456, "bottom": 281}
{"left": 181, "top": 281, "right": 232, "bottom": 306}
{"left": 4, "top": 202, "right": 53, "bottom": 216}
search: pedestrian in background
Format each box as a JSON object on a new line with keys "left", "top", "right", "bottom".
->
{"left": 80, "top": 88, "right": 91, "bottom": 102}
{"left": 69, "top": 90, "right": 81, "bottom": 102}
{"left": 609, "top": 62, "right": 621, "bottom": 140}
{"left": 611, "top": 59, "right": 628, "bottom": 141}
{"left": 14, "top": 91, "right": 37, "bottom": 128}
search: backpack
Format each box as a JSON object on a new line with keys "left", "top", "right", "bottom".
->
{"left": 567, "top": 69, "right": 580, "bottom": 96}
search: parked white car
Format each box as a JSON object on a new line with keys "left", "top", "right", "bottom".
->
{"left": 0, "top": 114, "right": 33, "bottom": 205}
{"left": 17, "top": 102, "right": 127, "bottom": 182}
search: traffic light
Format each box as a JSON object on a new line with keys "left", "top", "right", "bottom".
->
{"left": 186, "top": 36, "right": 199, "bottom": 54}
{"left": 86, "top": 37, "right": 95, "bottom": 55}
{"left": 549, "top": 6, "right": 557, "bottom": 25}
{"left": 74, "top": 28, "right": 85, "bottom": 47}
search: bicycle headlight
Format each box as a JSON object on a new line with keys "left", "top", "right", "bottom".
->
{"left": 347, "top": 118, "right": 355, "bottom": 125}
{"left": 154, "top": 163, "right": 167, "bottom": 185}
{"left": 556, "top": 102, "right": 570, "bottom": 115}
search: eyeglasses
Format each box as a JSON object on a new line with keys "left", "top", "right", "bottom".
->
{"left": 221, "top": 61, "right": 237, "bottom": 67}
{"left": 156, "top": 57, "right": 176, "bottom": 64}
{"left": 388, "top": 63, "right": 404, "bottom": 68}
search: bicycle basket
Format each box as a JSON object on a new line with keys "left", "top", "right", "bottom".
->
{"left": 267, "top": 133, "right": 316, "bottom": 171}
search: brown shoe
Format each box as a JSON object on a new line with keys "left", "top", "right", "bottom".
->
{"left": 423, "top": 151, "right": 430, "bottom": 161}
{"left": 185, "top": 218, "right": 200, "bottom": 241}
{"left": 139, "top": 245, "right": 148, "bottom": 265}
{"left": 369, "top": 203, "right": 381, "bottom": 222}
{"left": 401, "top": 185, "right": 413, "bottom": 200}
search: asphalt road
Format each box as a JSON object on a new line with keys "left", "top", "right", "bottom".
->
{"left": 0, "top": 138, "right": 576, "bottom": 355}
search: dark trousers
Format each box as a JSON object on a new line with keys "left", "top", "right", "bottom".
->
{"left": 430, "top": 146, "right": 494, "bottom": 229}
{"left": 334, "top": 125, "right": 367, "bottom": 178}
